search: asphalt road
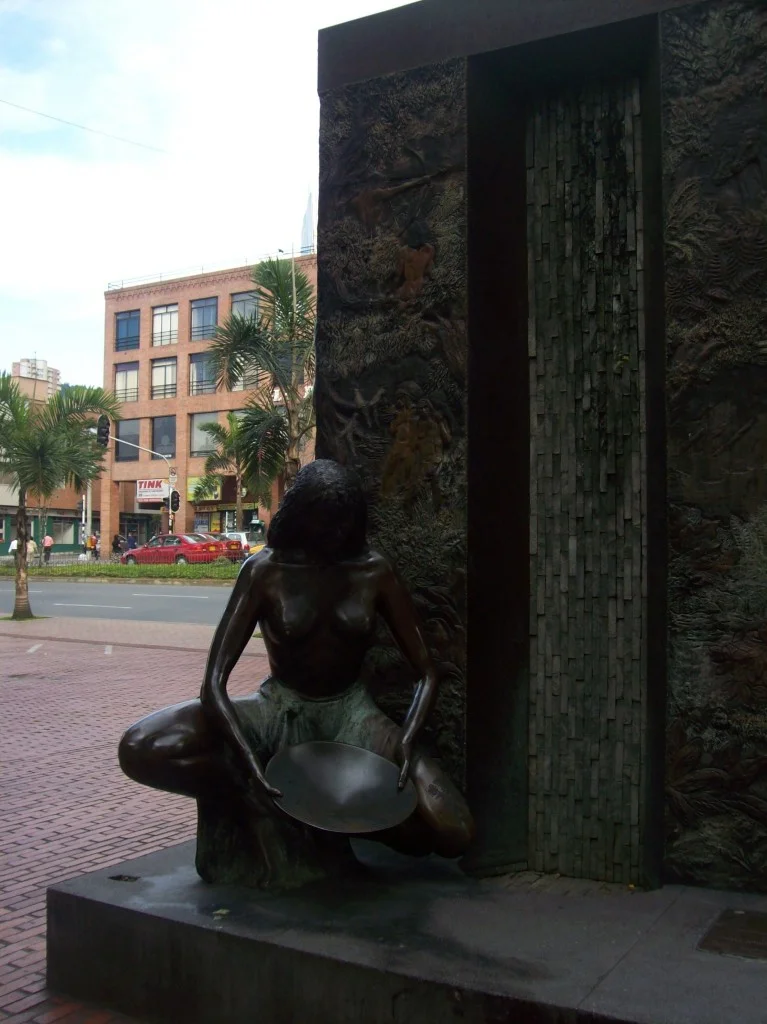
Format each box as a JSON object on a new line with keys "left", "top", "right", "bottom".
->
{"left": 0, "top": 580, "right": 233, "bottom": 625}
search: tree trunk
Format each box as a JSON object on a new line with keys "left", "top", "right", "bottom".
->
{"left": 38, "top": 505, "right": 48, "bottom": 566}
{"left": 13, "top": 491, "right": 32, "bottom": 620}
{"left": 284, "top": 404, "right": 301, "bottom": 489}
{"left": 235, "top": 469, "right": 243, "bottom": 532}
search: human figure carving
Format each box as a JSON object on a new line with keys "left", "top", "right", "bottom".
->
{"left": 119, "top": 460, "right": 474, "bottom": 886}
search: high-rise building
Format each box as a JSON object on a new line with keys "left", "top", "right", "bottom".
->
{"left": 11, "top": 358, "right": 62, "bottom": 400}
{"left": 99, "top": 257, "right": 317, "bottom": 545}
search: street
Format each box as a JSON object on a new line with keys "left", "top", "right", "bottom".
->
{"left": 0, "top": 580, "right": 233, "bottom": 624}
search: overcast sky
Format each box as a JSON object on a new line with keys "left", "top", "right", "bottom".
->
{"left": 0, "top": 0, "right": 415, "bottom": 386}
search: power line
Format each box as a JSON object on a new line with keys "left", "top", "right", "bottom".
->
{"left": 0, "top": 97, "right": 168, "bottom": 154}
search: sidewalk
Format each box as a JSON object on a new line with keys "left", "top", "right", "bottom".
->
{"left": 0, "top": 619, "right": 269, "bottom": 1024}
{"left": 0, "top": 616, "right": 264, "bottom": 655}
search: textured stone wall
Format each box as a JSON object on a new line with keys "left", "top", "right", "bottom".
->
{"left": 662, "top": 0, "right": 767, "bottom": 890}
{"left": 315, "top": 60, "right": 468, "bottom": 782}
{"left": 527, "top": 79, "right": 647, "bottom": 882}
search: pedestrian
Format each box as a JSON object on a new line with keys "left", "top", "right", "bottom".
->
{"left": 43, "top": 532, "right": 54, "bottom": 564}
{"left": 127, "top": 534, "right": 137, "bottom": 550}
{"left": 94, "top": 534, "right": 101, "bottom": 562}
{"left": 9, "top": 537, "right": 17, "bottom": 566}
{"left": 86, "top": 533, "right": 95, "bottom": 559}
{"left": 27, "top": 537, "right": 37, "bottom": 558}
{"left": 112, "top": 534, "right": 122, "bottom": 558}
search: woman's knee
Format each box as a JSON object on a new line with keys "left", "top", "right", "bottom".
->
{"left": 118, "top": 700, "right": 206, "bottom": 783}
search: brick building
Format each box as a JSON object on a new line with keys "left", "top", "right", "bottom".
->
{"left": 99, "top": 257, "right": 316, "bottom": 544}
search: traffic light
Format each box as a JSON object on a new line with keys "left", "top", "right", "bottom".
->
{"left": 96, "top": 415, "right": 110, "bottom": 448}
{"left": 170, "top": 490, "right": 180, "bottom": 513}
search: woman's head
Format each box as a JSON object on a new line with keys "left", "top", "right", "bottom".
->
{"left": 267, "top": 459, "right": 367, "bottom": 561}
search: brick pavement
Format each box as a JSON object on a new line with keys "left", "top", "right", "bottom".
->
{"left": 0, "top": 620, "right": 270, "bottom": 1023}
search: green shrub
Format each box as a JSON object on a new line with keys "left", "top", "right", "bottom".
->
{"left": 0, "top": 562, "right": 239, "bottom": 581}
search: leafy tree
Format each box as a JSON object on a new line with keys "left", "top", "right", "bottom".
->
{"left": 208, "top": 257, "right": 315, "bottom": 492}
{"left": 191, "top": 412, "right": 273, "bottom": 533}
{"left": 0, "top": 376, "right": 119, "bottom": 619}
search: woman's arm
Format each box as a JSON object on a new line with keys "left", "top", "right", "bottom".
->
{"left": 200, "top": 553, "right": 281, "bottom": 798}
{"left": 376, "top": 559, "right": 439, "bottom": 787}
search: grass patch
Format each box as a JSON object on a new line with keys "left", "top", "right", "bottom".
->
{"left": 0, "top": 563, "right": 240, "bottom": 581}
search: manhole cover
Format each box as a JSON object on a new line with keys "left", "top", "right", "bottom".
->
{"left": 699, "top": 909, "right": 767, "bottom": 960}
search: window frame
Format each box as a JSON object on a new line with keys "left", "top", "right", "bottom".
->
{"left": 231, "top": 290, "right": 259, "bottom": 320}
{"left": 151, "top": 415, "right": 176, "bottom": 459}
{"left": 190, "top": 297, "right": 218, "bottom": 341}
{"left": 152, "top": 303, "right": 178, "bottom": 347}
{"left": 150, "top": 356, "right": 177, "bottom": 400}
{"left": 115, "top": 310, "right": 140, "bottom": 352}
{"left": 188, "top": 352, "right": 217, "bottom": 396}
{"left": 115, "top": 418, "right": 141, "bottom": 461}
{"left": 114, "top": 361, "right": 139, "bottom": 403}
{"left": 190, "top": 411, "right": 218, "bottom": 458}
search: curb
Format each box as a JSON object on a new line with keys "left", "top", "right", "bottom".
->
{"left": 0, "top": 576, "right": 236, "bottom": 588}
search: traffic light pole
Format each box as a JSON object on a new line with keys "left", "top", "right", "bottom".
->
{"left": 109, "top": 437, "right": 177, "bottom": 532}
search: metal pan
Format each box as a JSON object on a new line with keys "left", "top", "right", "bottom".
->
{"left": 265, "top": 740, "right": 418, "bottom": 834}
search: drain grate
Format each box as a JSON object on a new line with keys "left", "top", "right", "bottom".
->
{"left": 699, "top": 909, "right": 767, "bottom": 960}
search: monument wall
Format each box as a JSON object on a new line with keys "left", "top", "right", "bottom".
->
{"left": 316, "top": 0, "right": 767, "bottom": 891}
{"left": 314, "top": 59, "right": 469, "bottom": 784}
{"left": 662, "top": 0, "right": 767, "bottom": 890}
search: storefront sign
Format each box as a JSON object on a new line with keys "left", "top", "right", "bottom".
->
{"left": 187, "top": 476, "right": 221, "bottom": 502}
{"left": 137, "top": 479, "right": 169, "bottom": 502}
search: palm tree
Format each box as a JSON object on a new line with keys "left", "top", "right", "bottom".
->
{"left": 191, "top": 412, "right": 273, "bottom": 533}
{"left": 0, "top": 376, "right": 120, "bottom": 619}
{"left": 208, "top": 257, "right": 315, "bottom": 492}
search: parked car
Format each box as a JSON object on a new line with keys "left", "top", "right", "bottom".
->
{"left": 224, "top": 530, "right": 265, "bottom": 559}
{"left": 121, "top": 533, "right": 229, "bottom": 565}
{"left": 197, "top": 533, "right": 243, "bottom": 562}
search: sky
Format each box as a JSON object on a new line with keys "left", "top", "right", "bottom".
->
{"left": 0, "top": 0, "right": 417, "bottom": 386}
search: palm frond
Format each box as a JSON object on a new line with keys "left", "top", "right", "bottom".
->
{"left": 191, "top": 474, "right": 222, "bottom": 503}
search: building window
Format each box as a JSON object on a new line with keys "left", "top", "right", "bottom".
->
{"left": 152, "top": 304, "right": 178, "bottom": 346}
{"left": 114, "top": 362, "right": 139, "bottom": 403}
{"left": 115, "top": 419, "right": 140, "bottom": 461}
{"left": 231, "top": 291, "right": 258, "bottom": 320}
{"left": 115, "top": 310, "right": 140, "bottom": 351}
{"left": 151, "top": 357, "right": 177, "bottom": 399}
{"left": 193, "top": 512, "right": 210, "bottom": 533}
{"left": 151, "top": 416, "right": 176, "bottom": 458}
{"left": 190, "top": 412, "right": 218, "bottom": 457}
{"left": 189, "top": 353, "right": 216, "bottom": 396}
{"left": 190, "top": 297, "right": 217, "bottom": 340}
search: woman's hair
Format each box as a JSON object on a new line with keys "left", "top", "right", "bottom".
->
{"left": 267, "top": 459, "right": 367, "bottom": 560}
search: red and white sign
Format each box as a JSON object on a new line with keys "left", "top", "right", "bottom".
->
{"left": 136, "top": 479, "right": 169, "bottom": 502}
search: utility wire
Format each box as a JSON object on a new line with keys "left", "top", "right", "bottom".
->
{"left": 0, "top": 97, "right": 168, "bottom": 154}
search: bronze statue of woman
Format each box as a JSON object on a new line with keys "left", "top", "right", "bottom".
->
{"left": 119, "top": 460, "right": 473, "bottom": 888}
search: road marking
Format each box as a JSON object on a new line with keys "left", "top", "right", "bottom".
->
{"left": 27, "top": 643, "right": 42, "bottom": 653}
{"left": 130, "top": 593, "right": 209, "bottom": 600}
{"left": 105, "top": 645, "right": 113, "bottom": 655}
{"left": 53, "top": 603, "right": 132, "bottom": 609}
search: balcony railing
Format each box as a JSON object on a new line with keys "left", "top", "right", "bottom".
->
{"left": 115, "top": 337, "right": 140, "bottom": 352}
{"left": 189, "top": 379, "right": 217, "bottom": 396}
{"left": 190, "top": 323, "right": 216, "bottom": 341}
{"left": 115, "top": 387, "right": 139, "bottom": 403}
{"left": 152, "top": 330, "right": 178, "bottom": 346}
{"left": 151, "top": 383, "right": 177, "bottom": 399}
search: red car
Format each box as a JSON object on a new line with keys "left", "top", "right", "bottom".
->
{"left": 121, "top": 533, "right": 235, "bottom": 565}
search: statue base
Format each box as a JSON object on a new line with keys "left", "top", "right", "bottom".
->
{"left": 46, "top": 841, "right": 747, "bottom": 1024}
{"left": 195, "top": 794, "right": 360, "bottom": 890}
